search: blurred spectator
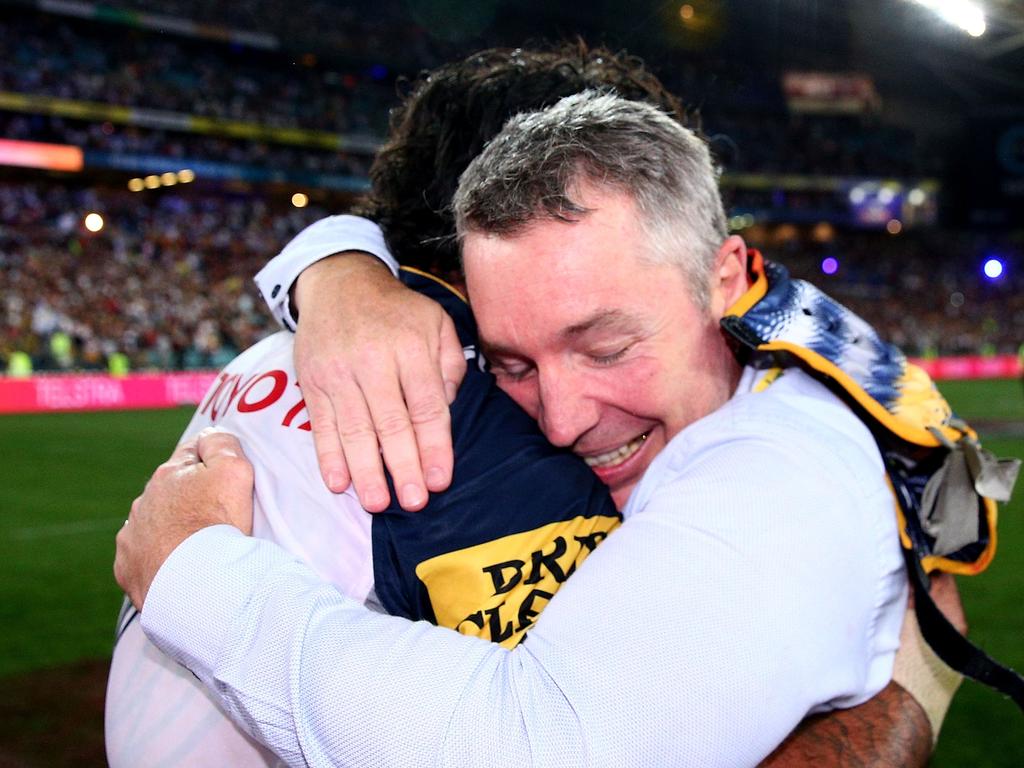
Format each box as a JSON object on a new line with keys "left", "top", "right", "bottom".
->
{"left": 0, "top": 10, "right": 930, "bottom": 179}
{"left": 0, "top": 180, "right": 333, "bottom": 372}
{"left": 0, "top": 12, "right": 396, "bottom": 136}
{"left": 2, "top": 177, "right": 1020, "bottom": 375}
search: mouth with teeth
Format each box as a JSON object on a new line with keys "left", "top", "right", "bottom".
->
{"left": 583, "top": 432, "right": 649, "bottom": 469}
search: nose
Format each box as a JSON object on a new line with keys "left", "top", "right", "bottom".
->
{"left": 536, "top": 365, "right": 599, "bottom": 449}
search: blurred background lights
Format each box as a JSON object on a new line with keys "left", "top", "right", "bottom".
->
{"left": 83, "top": 212, "right": 104, "bottom": 232}
{"left": 907, "top": 187, "right": 927, "bottom": 206}
{"left": 983, "top": 257, "right": 1004, "bottom": 279}
{"left": 877, "top": 186, "right": 896, "bottom": 204}
{"left": 291, "top": 192, "right": 309, "bottom": 208}
{"left": 143, "top": 175, "right": 160, "bottom": 189}
{"left": 160, "top": 172, "right": 178, "bottom": 186}
{"left": 679, "top": 3, "right": 695, "bottom": 20}
{"left": 178, "top": 169, "right": 195, "bottom": 183}
{"left": 886, "top": 218, "right": 903, "bottom": 235}
{"left": 848, "top": 186, "right": 866, "bottom": 204}
{"left": 127, "top": 177, "right": 144, "bottom": 192}
{"left": 821, "top": 256, "right": 839, "bottom": 275}
{"left": 950, "top": 291, "right": 965, "bottom": 308}
{"left": 811, "top": 221, "right": 835, "bottom": 243}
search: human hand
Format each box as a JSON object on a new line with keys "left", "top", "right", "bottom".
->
{"left": 293, "top": 252, "right": 466, "bottom": 512}
{"left": 114, "top": 428, "right": 255, "bottom": 611}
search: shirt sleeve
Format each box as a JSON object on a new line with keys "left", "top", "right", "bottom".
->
{"left": 254, "top": 215, "right": 399, "bottom": 330}
{"left": 140, "top": 424, "right": 904, "bottom": 768}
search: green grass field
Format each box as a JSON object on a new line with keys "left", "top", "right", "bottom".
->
{"left": 0, "top": 379, "right": 1021, "bottom": 764}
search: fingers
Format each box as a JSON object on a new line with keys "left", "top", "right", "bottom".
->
{"left": 399, "top": 342, "right": 455, "bottom": 496}
{"left": 194, "top": 427, "right": 248, "bottom": 463}
{"left": 291, "top": 257, "right": 463, "bottom": 511}
{"left": 358, "top": 355, "right": 428, "bottom": 511}
{"left": 168, "top": 437, "right": 199, "bottom": 466}
{"left": 302, "top": 383, "right": 353, "bottom": 493}
{"left": 439, "top": 314, "right": 467, "bottom": 405}
{"left": 325, "top": 378, "right": 391, "bottom": 512}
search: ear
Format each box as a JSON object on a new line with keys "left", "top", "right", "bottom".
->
{"left": 709, "top": 235, "right": 748, "bottom": 318}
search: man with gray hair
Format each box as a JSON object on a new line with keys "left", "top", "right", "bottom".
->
{"left": 117, "top": 91, "right": 909, "bottom": 766}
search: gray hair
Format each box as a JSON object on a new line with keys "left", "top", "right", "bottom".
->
{"left": 452, "top": 90, "right": 728, "bottom": 308}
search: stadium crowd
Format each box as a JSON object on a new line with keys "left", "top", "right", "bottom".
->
{"left": 0, "top": 9, "right": 927, "bottom": 180}
{"left": 75, "top": 0, "right": 441, "bottom": 69}
{"left": 0, "top": 181, "right": 328, "bottom": 373}
{"left": 780, "top": 230, "right": 1023, "bottom": 357}
{"left": 1, "top": 113, "right": 372, "bottom": 179}
{"left": 0, "top": 11, "right": 395, "bottom": 135}
{"left": 0, "top": 4, "right": 1017, "bottom": 377}
{"left": 2, "top": 179, "right": 1019, "bottom": 376}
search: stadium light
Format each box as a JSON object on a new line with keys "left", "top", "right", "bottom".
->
{"left": 906, "top": 0, "right": 986, "bottom": 37}
{"left": 907, "top": 187, "right": 927, "bottom": 206}
{"left": 84, "top": 213, "right": 104, "bottom": 232}
{"left": 983, "top": 257, "right": 1004, "bottom": 280}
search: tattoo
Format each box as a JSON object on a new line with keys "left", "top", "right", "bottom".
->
{"left": 760, "top": 682, "right": 932, "bottom": 768}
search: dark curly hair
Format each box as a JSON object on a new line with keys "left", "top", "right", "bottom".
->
{"left": 351, "top": 41, "right": 693, "bottom": 279}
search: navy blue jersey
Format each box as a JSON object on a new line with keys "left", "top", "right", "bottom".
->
{"left": 372, "top": 269, "right": 621, "bottom": 647}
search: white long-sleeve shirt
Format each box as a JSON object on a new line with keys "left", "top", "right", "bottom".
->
{"left": 141, "top": 361, "right": 907, "bottom": 767}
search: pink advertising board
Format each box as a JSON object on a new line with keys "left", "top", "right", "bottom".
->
{"left": 0, "top": 357, "right": 1020, "bottom": 415}
{"left": 0, "top": 372, "right": 218, "bottom": 414}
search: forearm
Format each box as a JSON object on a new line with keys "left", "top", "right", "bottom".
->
{"left": 291, "top": 250, "right": 395, "bottom": 319}
{"left": 761, "top": 682, "right": 932, "bottom": 768}
{"left": 254, "top": 214, "right": 397, "bottom": 329}
{"left": 141, "top": 527, "right": 570, "bottom": 767}
{"left": 142, "top": 454, "right": 886, "bottom": 768}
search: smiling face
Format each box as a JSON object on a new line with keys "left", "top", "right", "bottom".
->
{"left": 464, "top": 185, "right": 748, "bottom": 509}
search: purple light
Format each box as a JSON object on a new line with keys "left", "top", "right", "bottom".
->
{"left": 983, "top": 258, "right": 1004, "bottom": 280}
{"left": 821, "top": 256, "right": 839, "bottom": 275}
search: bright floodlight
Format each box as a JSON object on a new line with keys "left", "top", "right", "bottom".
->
{"left": 983, "top": 258, "right": 1004, "bottom": 279}
{"left": 908, "top": 0, "right": 986, "bottom": 37}
{"left": 821, "top": 256, "right": 839, "bottom": 275}
{"left": 84, "top": 213, "right": 104, "bottom": 232}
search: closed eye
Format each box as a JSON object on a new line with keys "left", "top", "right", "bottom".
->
{"left": 489, "top": 360, "right": 535, "bottom": 382}
{"left": 589, "top": 345, "right": 633, "bottom": 366}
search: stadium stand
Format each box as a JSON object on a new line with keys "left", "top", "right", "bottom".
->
{"left": 0, "top": 0, "right": 1020, "bottom": 374}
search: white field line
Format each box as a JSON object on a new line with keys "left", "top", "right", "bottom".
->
{"left": 11, "top": 517, "right": 124, "bottom": 540}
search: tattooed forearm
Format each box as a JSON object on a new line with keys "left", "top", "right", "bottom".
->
{"left": 760, "top": 681, "right": 932, "bottom": 768}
